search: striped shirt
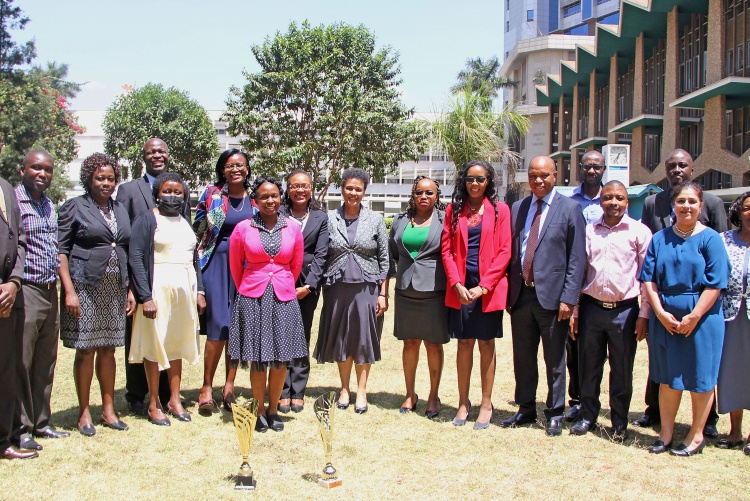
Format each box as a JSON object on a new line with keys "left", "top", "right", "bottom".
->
{"left": 15, "top": 184, "right": 59, "bottom": 284}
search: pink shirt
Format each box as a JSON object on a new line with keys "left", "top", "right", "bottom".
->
{"left": 575, "top": 214, "right": 652, "bottom": 318}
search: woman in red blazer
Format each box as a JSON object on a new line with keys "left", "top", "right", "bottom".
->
{"left": 441, "top": 160, "right": 511, "bottom": 430}
{"left": 228, "top": 176, "right": 307, "bottom": 433}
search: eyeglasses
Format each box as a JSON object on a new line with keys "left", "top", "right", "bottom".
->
{"left": 224, "top": 163, "right": 248, "bottom": 171}
{"left": 666, "top": 161, "right": 690, "bottom": 169}
{"left": 465, "top": 176, "right": 487, "bottom": 184}
{"left": 413, "top": 189, "right": 435, "bottom": 196}
{"left": 581, "top": 164, "right": 605, "bottom": 171}
{"left": 289, "top": 183, "right": 311, "bottom": 190}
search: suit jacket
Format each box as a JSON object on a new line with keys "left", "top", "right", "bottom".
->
{"left": 57, "top": 194, "right": 131, "bottom": 289}
{"left": 0, "top": 178, "right": 26, "bottom": 287}
{"left": 640, "top": 189, "right": 727, "bottom": 234}
{"left": 389, "top": 209, "right": 446, "bottom": 292}
{"left": 116, "top": 175, "right": 191, "bottom": 223}
{"left": 509, "top": 191, "right": 586, "bottom": 311}
{"left": 280, "top": 207, "right": 329, "bottom": 291}
{"left": 441, "top": 199, "right": 512, "bottom": 312}
{"left": 323, "top": 206, "right": 389, "bottom": 280}
{"left": 229, "top": 216, "right": 303, "bottom": 301}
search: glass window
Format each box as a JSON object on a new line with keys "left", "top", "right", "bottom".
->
{"left": 527, "top": 9, "right": 534, "bottom": 21}
{"left": 563, "top": 2, "right": 582, "bottom": 18}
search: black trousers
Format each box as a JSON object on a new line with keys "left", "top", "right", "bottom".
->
{"left": 0, "top": 292, "right": 23, "bottom": 450}
{"left": 281, "top": 291, "right": 319, "bottom": 399}
{"left": 577, "top": 297, "right": 638, "bottom": 429}
{"left": 510, "top": 285, "right": 569, "bottom": 421}
{"left": 124, "top": 315, "right": 170, "bottom": 405}
{"left": 566, "top": 336, "right": 580, "bottom": 406}
{"left": 13, "top": 282, "right": 59, "bottom": 440}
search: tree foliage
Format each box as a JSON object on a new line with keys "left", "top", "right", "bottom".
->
{"left": 224, "top": 21, "right": 428, "bottom": 201}
{"left": 103, "top": 83, "right": 219, "bottom": 185}
{"left": 451, "top": 56, "right": 516, "bottom": 102}
{"left": 0, "top": 0, "right": 35, "bottom": 73}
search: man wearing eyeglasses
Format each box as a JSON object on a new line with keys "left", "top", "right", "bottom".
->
{"left": 116, "top": 137, "right": 192, "bottom": 416}
{"left": 634, "top": 148, "right": 727, "bottom": 438}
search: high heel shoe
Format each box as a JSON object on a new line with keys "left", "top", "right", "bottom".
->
{"left": 278, "top": 398, "right": 292, "bottom": 414}
{"left": 452, "top": 401, "right": 472, "bottom": 427}
{"left": 473, "top": 405, "right": 494, "bottom": 430}
{"left": 222, "top": 392, "right": 236, "bottom": 413}
{"left": 354, "top": 404, "right": 368, "bottom": 414}
{"left": 399, "top": 395, "right": 418, "bottom": 414}
{"left": 425, "top": 398, "right": 441, "bottom": 420}
{"left": 148, "top": 411, "right": 171, "bottom": 427}
{"left": 167, "top": 406, "right": 191, "bottom": 422}
{"left": 670, "top": 440, "right": 705, "bottom": 457}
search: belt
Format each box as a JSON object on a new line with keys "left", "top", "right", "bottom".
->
{"left": 523, "top": 281, "right": 535, "bottom": 288}
{"left": 583, "top": 294, "right": 638, "bottom": 310}
{"left": 21, "top": 280, "right": 56, "bottom": 290}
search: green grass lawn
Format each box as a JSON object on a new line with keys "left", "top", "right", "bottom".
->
{"left": 0, "top": 290, "right": 747, "bottom": 500}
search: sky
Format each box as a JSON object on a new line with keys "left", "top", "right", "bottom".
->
{"left": 19, "top": 0, "right": 505, "bottom": 113}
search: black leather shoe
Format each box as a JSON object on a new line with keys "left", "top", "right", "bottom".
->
{"left": 569, "top": 418, "right": 593, "bottom": 436}
{"left": 267, "top": 412, "right": 284, "bottom": 432}
{"left": 255, "top": 415, "right": 269, "bottom": 433}
{"left": 222, "top": 393, "right": 236, "bottom": 413}
{"left": 717, "top": 438, "right": 744, "bottom": 450}
{"left": 278, "top": 399, "right": 291, "bottom": 414}
{"left": 546, "top": 418, "right": 562, "bottom": 436}
{"left": 564, "top": 404, "right": 582, "bottom": 423}
{"left": 632, "top": 414, "right": 659, "bottom": 428}
{"left": 703, "top": 423, "right": 719, "bottom": 439}
{"left": 1, "top": 445, "right": 38, "bottom": 460}
{"left": 425, "top": 398, "right": 441, "bottom": 420}
{"left": 499, "top": 412, "right": 536, "bottom": 428}
{"left": 100, "top": 418, "right": 129, "bottom": 431}
{"left": 290, "top": 399, "right": 304, "bottom": 413}
{"left": 648, "top": 439, "right": 672, "bottom": 454}
{"left": 78, "top": 423, "right": 96, "bottom": 437}
{"left": 17, "top": 437, "right": 42, "bottom": 451}
{"left": 34, "top": 426, "right": 70, "bottom": 439}
{"left": 127, "top": 400, "right": 148, "bottom": 417}
{"left": 148, "top": 413, "right": 171, "bottom": 427}
{"left": 611, "top": 426, "right": 629, "bottom": 441}
{"left": 399, "top": 395, "right": 418, "bottom": 414}
{"left": 167, "top": 407, "right": 191, "bottom": 422}
{"left": 670, "top": 440, "right": 705, "bottom": 457}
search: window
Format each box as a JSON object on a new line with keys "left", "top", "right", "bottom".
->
{"left": 724, "top": 1, "right": 750, "bottom": 77}
{"left": 678, "top": 14, "right": 707, "bottom": 95}
{"left": 216, "top": 129, "right": 226, "bottom": 135}
{"left": 527, "top": 9, "right": 534, "bottom": 21}
{"left": 563, "top": 2, "right": 582, "bottom": 18}
{"left": 644, "top": 134, "right": 662, "bottom": 172}
{"left": 506, "top": 20, "right": 510, "bottom": 32}
{"left": 370, "top": 201, "right": 385, "bottom": 213}
{"left": 595, "top": 85, "right": 609, "bottom": 137}
{"left": 645, "top": 39, "right": 666, "bottom": 114}
{"left": 694, "top": 170, "right": 732, "bottom": 190}
{"left": 578, "top": 95, "right": 589, "bottom": 141}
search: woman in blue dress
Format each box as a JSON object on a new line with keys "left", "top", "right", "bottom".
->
{"left": 640, "top": 182, "right": 729, "bottom": 456}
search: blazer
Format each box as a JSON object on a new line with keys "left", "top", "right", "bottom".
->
{"left": 508, "top": 191, "right": 586, "bottom": 311}
{"left": 0, "top": 178, "right": 26, "bottom": 286}
{"left": 116, "top": 174, "right": 191, "bottom": 223}
{"left": 441, "top": 199, "right": 511, "bottom": 311}
{"left": 641, "top": 189, "right": 727, "bottom": 234}
{"left": 323, "top": 206, "right": 389, "bottom": 280}
{"left": 229, "top": 216, "right": 304, "bottom": 301}
{"left": 389, "top": 209, "right": 446, "bottom": 292}
{"left": 721, "top": 229, "right": 749, "bottom": 321}
{"left": 280, "top": 207, "right": 329, "bottom": 291}
{"left": 128, "top": 210, "right": 204, "bottom": 304}
{"left": 58, "top": 194, "right": 131, "bottom": 289}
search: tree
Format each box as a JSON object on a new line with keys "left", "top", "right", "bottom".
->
{"left": 224, "top": 21, "right": 428, "bottom": 202}
{"left": 29, "top": 61, "right": 82, "bottom": 99}
{"left": 103, "top": 83, "right": 219, "bottom": 184}
{"left": 450, "top": 56, "right": 516, "bottom": 102}
{"left": 0, "top": 0, "right": 35, "bottom": 73}
{"left": 431, "top": 83, "right": 529, "bottom": 198}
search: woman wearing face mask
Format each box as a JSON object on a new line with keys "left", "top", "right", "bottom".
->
{"left": 128, "top": 172, "right": 206, "bottom": 426}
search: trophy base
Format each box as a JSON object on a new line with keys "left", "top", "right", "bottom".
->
{"left": 318, "top": 478, "right": 342, "bottom": 489}
{"left": 235, "top": 475, "right": 257, "bottom": 491}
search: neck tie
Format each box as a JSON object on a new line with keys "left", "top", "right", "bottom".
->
{"left": 522, "top": 199, "right": 544, "bottom": 285}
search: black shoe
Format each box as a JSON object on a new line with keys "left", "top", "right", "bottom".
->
{"left": 744, "top": 444, "right": 750, "bottom": 456}
{"left": 611, "top": 426, "right": 629, "bottom": 441}
{"left": 33, "top": 426, "right": 70, "bottom": 439}
{"left": 127, "top": 400, "right": 148, "bottom": 417}
{"left": 167, "top": 407, "right": 191, "bottom": 422}
{"left": 222, "top": 393, "right": 236, "bottom": 413}
{"left": 425, "top": 398, "right": 441, "bottom": 420}
{"left": 546, "top": 418, "right": 562, "bottom": 437}
{"left": 632, "top": 414, "right": 659, "bottom": 428}
{"left": 703, "top": 423, "right": 719, "bottom": 439}
{"left": 564, "top": 404, "right": 582, "bottom": 423}
{"left": 17, "top": 437, "right": 42, "bottom": 451}
{"left": 670, "top": 440, "right": 705, "bottom": 457}
{"left": 255, "top": 415, "right": 269, "bottom": 433}
{"left": 290, "top": 399, "right": 304, "bottom": 413}
{"left": 648, "top": 439, "right": 672, "bottom": 454}
{"left": 100, "top": 417, "right": 129, "bottom": 431}
{"left": 355, "top": 405, "right": 369, "bottom": 414}
{"left": 336, "top": 399, "right": 350, "bottom": 410}
{"left": 399, "top": 395, "right": 418, "bottom": 414}
{"left": 499, "top": 412, "right": 536, "bottom": 428}
{"left": 267, "top": 412, "right": 284, "bottom": 432}
{"left": 78, "top": 423, "right": 96, "bottom": 437}
{"left": 717, "top": 438, "right": 744, "bottom": 450}
{"left": 148, "top": 412, "right": 171, "bottom": 427}
{"left": 278, "top": 399, "right": 291, "bottom": 414}
{"left": 569, "top": 418, "right": 593, "bottom": 436}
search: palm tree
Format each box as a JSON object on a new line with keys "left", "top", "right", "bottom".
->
{"left": 450, "top": 56, "right": 516, "bottom": 100}
{"left": 29, "top": 62, "right": 82, "bottom": 99}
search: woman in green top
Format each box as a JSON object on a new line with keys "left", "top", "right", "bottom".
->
{"left": 388, "top": 176, "right": 448, "bottom": 419}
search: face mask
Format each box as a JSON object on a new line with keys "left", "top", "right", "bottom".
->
{"left": 158, "top": 195, "right": 183, "bottom": 216}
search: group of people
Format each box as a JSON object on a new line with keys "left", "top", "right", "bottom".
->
{"left": 0, "top": 136, "right": 748, "bottom": 461}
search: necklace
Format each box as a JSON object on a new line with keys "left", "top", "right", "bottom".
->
{"left": 673, "top": 223, "right": 697, "bottom": 238}
{"left": 467, "top": 203, "right": 482, "bottom": 228}
{"left": 229, "top": 195, "right": 246, "bottom": 213}
{"left": 411, "top": 213, "right": 433, "bottom": 227}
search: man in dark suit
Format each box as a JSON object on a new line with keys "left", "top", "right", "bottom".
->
{"left": 634, "top": 148, "right": 727, "bottom": 438}
{"left": 501, "top": 155, "right": 586, "bottom": 436}
{"left": 116, "top": 137, "right": 191, "bottom": 415}
{"left": 0, "top": 166, "right": 36, "bottom": 459}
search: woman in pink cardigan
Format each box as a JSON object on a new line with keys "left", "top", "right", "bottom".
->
{"left": 228, "top": 176, "right": 306, "bottom": 433}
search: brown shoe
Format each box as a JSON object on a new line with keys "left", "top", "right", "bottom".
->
{"left": 1, "top": 445, "right": 39, "bottom": 460}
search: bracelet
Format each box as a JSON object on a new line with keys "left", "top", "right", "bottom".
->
{"left": 378, "top": 293, "right": 388, "bottom": 298}
{"left": 197, "top": 290, "right": 206, "bottom": 296}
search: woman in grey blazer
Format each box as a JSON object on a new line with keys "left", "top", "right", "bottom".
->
{"left": 389, "top": 176, "right": 448, "bottom": 419}
{"left": 314, "top": 168, "right": 389, "bottom": 414}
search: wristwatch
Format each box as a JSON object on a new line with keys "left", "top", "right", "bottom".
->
{"left": 480, "top": 287, "right": 488, "bottom": 295}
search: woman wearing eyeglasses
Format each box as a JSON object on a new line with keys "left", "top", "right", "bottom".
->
{"left": 441, "top": 160, "right": 511, "bottom": 429}
{"left": 389, "top": 176, "right": 448, "bottom": 419}
{"left": 193, "top": 149, "right": 256, "bottom": 413}
{"left": 277, "top": 170, "right": 329, "bottom": 414}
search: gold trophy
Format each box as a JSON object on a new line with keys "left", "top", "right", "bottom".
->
{"left": 314, "top": 391, "right": 342, "bottom": 488}
{"left": 232, "top": 398, "right": 259, "bottom": 490}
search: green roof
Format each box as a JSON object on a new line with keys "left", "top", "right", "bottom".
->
{"left": 570, "top": 136, "right": 608, "bottom": 149}
{"left": 670, "top": 77, "right": 750, "bottom": 110}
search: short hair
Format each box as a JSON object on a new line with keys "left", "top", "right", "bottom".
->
{"left": 80, "top": 153, "right": 121, "bottom": 193}
{"left": 250, "top": 175, "right": 283, "bottom": 200}
{"left": 603, "top": 180, "right": 626, "bottom": 191}
{"left": 341, "top": 168, "right": 370, "bottom": 189}
{"left": 670, "top": 181, "right": 703, "bottom": 205}
{"left": 152, "top": 172, "right": 187, "bottom": 201}
{"left": 728, "top": 191, "right": 750, "bottom": 228}
{"left": 282, "top": 170, "right": 322, "bottom": 211}
{"left": 23, "top": 150, "right": 53, "bottom": 167}
{"left": 214, "top": 148, "right": 251, "bottom": 189}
